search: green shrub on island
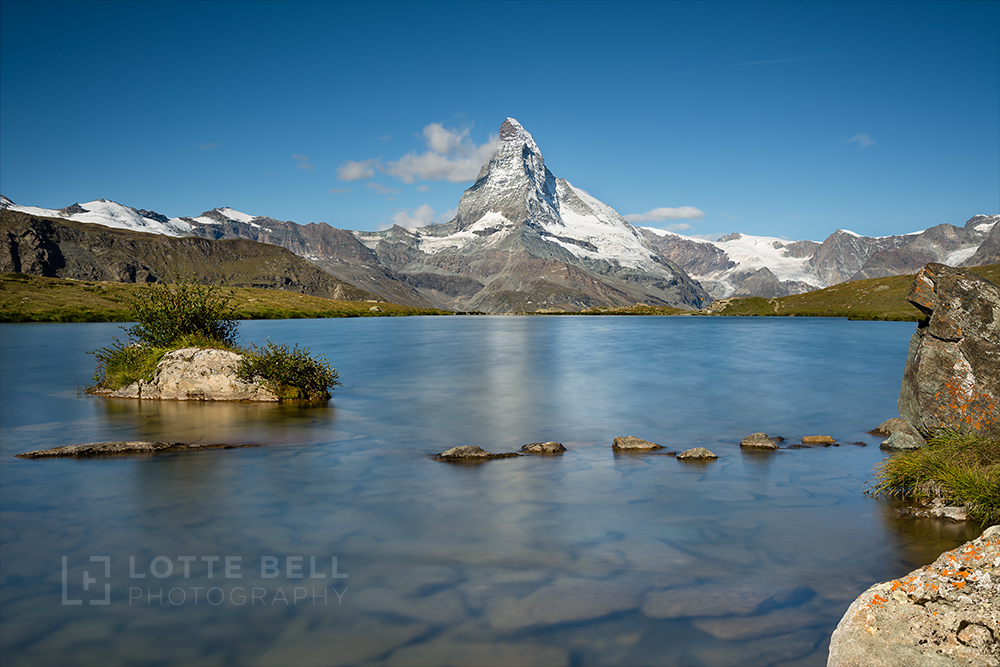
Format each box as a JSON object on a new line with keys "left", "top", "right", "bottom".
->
{"left": 868, "top": 428, "right": 1000, "bottom": 524}
{"left": 124, "top": 280, "right": 239, "bottom": 348}
{"left": 236, "top": 341, "right": 340, "bottom": 401}
{"left": 89, "top": 279, "right": 340, "bottom": 400}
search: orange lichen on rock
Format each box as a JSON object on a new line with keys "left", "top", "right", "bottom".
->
{"left": 828, "top": 525, "right": 1000, "bottom": 667}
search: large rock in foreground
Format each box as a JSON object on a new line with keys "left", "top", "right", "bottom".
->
{"left": 827, "top": 525, "right": 1000, "bottom": 667}
{"left": 99, "top": 347, "right": 279, "bottom": 401}
{"left": 899, "top": 263, "right": 1000, "bottom": 437}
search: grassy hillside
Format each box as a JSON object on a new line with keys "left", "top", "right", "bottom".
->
{"left": 0, "top": 274, "right": 450, "bottom": 322}
{"left": 703, "top": 264, "right": 1000, "bottom": 321}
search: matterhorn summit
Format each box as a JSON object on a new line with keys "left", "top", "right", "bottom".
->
{"left": 354, "top": 118, "right": 710, "bottom": 312}
{"left": 454, "top": 117, "right": 559, "bottom": 232}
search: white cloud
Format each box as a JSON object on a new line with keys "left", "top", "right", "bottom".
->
{"left": 366, "top": 182, "right": 400, "bottom": 198}
{"left": 379, "top": 204, "right": 437, "bottom": 230}
{"left": 337, "top": 158, "right": 380, "bottom": 181}
{"left": 848, "top": 134, "right": 874, "bottom": 148}
{"left": 385, "top": 123, "right": 498, "bottom": 183}
{"left": 293, "top": 154, "right": 314, "bottom": 170}
{"left": 440, "top": 207, "right": 457, "bottom": 222}
{"left": 624, "top": 206, "right": 705, "bottom": 223}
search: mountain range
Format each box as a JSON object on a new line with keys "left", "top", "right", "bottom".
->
{"left": 2, "top": 118, "right": 997, "bottom": 311}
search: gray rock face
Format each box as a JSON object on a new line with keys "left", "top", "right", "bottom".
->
{"left": 519, "top": 442, "right": 566, "bottom": 454}
{"left": 827, "top": 525, "right": 1000, "bottom": 667}
{"left": 677, "top": 447, "right": 718, "bottom": 460}
{"left": 105, "top": 347, "right": 278, "bottom": 402}
{"left": 740, "top": 432, "right": 779, "bottom": 449}
{"left": 612, "top": 436, "right": 664, "bottom": 451}
{"left": 898, "top": 263, "right": 1000, "bottom": 437}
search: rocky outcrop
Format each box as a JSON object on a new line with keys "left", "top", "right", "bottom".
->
{"left": 434, "top": 445, "right": 519, "bottom": 462}
{"left": 898, "top": 264, "right": 1000, "bottom": 437}
{"left": 519, "top": 442, "right": 566, "bottom": 454}
{"left": 97, "top": 347, "right": 279, "bottom": 401}
{"left": 802, "top": 435, "right": 836, "bottom": 445}
{"left": 740, "top": 433, "right": 779, "bottom": 450}
{"left": 827, "top": 525, "right": 999, "bottom": 667}
{"left": 612, "top": 436, "right": 664, "bottom": 451}
{"left": 677, "top": 447, "right": 718, "bottom": 460}
{"left": 16, "top": 441, "right": 262, "bottom": 458}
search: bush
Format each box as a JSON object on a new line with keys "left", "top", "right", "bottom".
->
{"left": 89, "top": 279, "right": 342, "bottom": 401}
{"left": 124, "top": 278, "right": 239, "bottom": 348}
{"left": 236, "top": 341, "right": 341, "bottom": 400}
{"left": 868, "top": 428, "right": 1000, "bottom": 524}
{"left": 90, "top": 338, "right": 167, "bottom": 390}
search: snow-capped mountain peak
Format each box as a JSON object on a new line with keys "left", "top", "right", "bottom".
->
{"left": 2, "top": 196, "right": 192, "bottom": 236}
{"left": 186, "top": 207, "right": 259, "bottom": 225}
{"left": 499, "top": 117, "right": 540, "bottom": 153}
{"left": 362, "top": 117, "right": 708, "bottom": 311}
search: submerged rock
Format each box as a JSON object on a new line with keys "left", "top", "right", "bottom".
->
{"left": 643, "top": 585, "right": 809, "bottom": 619}
{"left": 612, "top": 436, "right": 664, "bottom": 451}
{"left": 828, "top": 525, "right": 999, "bottom": 667}
{"left": 895, "top": 505, "right": 969, "bottom": 522}
{"left": 899, "top": 263, "right": 1000, "bottom": 438}
{"left": 801, "top": 435, "right": 835, "bottom": 445}
{"left": 740, "top": 432, "right": 779, "bottom": 450}
{"left": 519, "top": 442, "right": 566, "bottom": 454}
{"left": 434, "top": 445, "right": 519, "bottom": 462}
{"left": 677, "top": 447, "right": 718, "bottom": 460}
{"left": 16, "top": 441, "right": 262, "bottom": 458}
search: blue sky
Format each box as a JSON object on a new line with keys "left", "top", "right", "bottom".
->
{"left": 1, "top": 1, "right": 997, "bottom": 241}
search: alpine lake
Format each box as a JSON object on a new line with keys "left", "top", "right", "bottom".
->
{"left": 0, "top": 316, "right": 985, "bottom": 667}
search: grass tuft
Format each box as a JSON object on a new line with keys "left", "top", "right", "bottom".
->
{"left": 867, "top": 428, "right": 1000, "bottom": 524}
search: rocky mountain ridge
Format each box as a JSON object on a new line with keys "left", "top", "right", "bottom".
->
{"left": 641, "top": 214, "right": 997, "bottom": 299}
{"left": 3, "top": 117, "right": 997, "bottom": 308}
{"left": 0, "top": 209, "right": 380, "bottom": 303}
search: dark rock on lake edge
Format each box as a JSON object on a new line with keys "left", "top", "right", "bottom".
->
{"left": 16, "top": 441, "right": 263, "bottom": 458}
{"left": 520, "top": 442, "right": 566, "bottom": 454}
{"left": 612, "top": 436, "right": 664, "bottom": 451}
{"left": 434, "top": 445, "right": 520, "bottom": 462}
{"left": 677, "top": 447, "right": 718, "bottom": 460}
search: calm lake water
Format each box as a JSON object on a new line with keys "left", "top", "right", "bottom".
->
{"left": 0, "top": 317, "right": 984, "bottom": 667}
